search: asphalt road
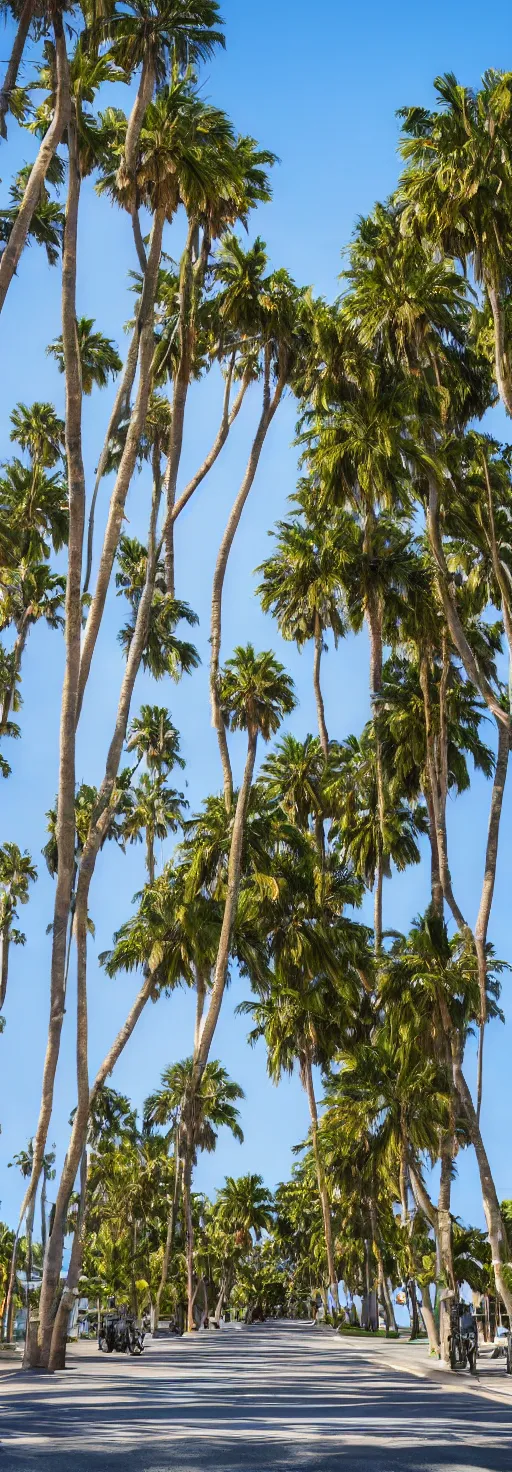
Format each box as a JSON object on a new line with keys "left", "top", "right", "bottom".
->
{"left": 1, "top": 1321, "right": 512, "bottom": 1471}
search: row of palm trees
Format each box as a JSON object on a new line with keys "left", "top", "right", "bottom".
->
{"left": 1, "top": 0, "right": 512, "bottom": 1371}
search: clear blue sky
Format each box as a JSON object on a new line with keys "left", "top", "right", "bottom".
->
{"left": 1, "top": 0, "right": 511, "bottom": 1233}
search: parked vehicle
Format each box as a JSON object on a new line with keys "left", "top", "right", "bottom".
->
{"left": 98, "top": 1305, "right": 145, "bottom": 1356}
{"left": 449, "top": 1300, "right": 478, "bottom": 1375}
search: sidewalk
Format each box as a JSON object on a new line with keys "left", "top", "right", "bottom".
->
{"left": 325, "top": 1324, "right": 512, "bottom": 1404}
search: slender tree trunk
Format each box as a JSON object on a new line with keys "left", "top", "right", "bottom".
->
{"left": 48, "top": 1148, "right": 87, "bottom": 1371}
{"left": 0, "top": 619, "right": 29, "bottom": 735}
{"left": 194, "top": 971, "right": 206, "bottom": 1052}
{"left": 122, "top": 56, "right": 155, "bottom": 179}
{"left": 475, "top": 719, "right": 509, "bottom": 1118}
{"left": 427, "top": 479, "right": 509, "bottom": 730}
{"left": 36, "top": 886, "right": 89, "bottom": 1368}
{"left": 83, "top": 326, "right": 140, "bottom": 595}
{"left": 425, "top": 786, "right": 443, "bottom": 916}
{"left": 302, "top": 1051, "right": 340, "bottom": 1308}
{"left": 209, "top": 353, "right": 286, "bottom": 810}
{"left": 77, "top": 208, "right": 165, "bottom": 711}
{"left": 373, "top": 859, "right": 383, "bottom": 955}
{"left": 191, "top": 729, "right": 258, "bottom": 1087}
{"left": 369, "top": 1199, "right": 396, "bottom": 1333}
{"left": 0, "top": 926, "right": 9, "bottom": 1011}
{"left": 21, "top": 1193, "right": 35, "bottom": 1367}
{"left": 485, "top": 275, "right": 512, "bottom": 417}
{"left": 182, "top": 1147, "right": 196, "bottom": 1332}
{"left": 419, "top": 654, "right": 467, "bottom": 931}
{"left": 152, "top": 1149, "right": 181, "bottom": 1333}
{"left": 439, "top": 1008, "right": 512, "bottom": 1320}
{"left": 0, "top": 13, "right": 70, "bottom": 314}
{"left": 15, "top": 99, "right": 85, "bottom": 1249}
{"left": 162, "top": 224, "right": 196, "bottom": 596}
{"left": 171, "top": 360, "right": 249, "bottom": 526}
{"left": 0, "top": 0, "right": 35, "bottom": 139}
{"left": 33, "top": 962, "right": 158, "bottom": 1367}
{"left": 417, "top": 1278, "right": 440, "bottom": 1355}
{"left": 313, "top": 615, "right": 328, "bottom": 755}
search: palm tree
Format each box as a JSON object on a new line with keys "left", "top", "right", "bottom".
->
{"left": 0, "top": 0, "right": 38, "bottom": 140}
{"left": 115, "top": 534, "right": 200, "bottom": 681}
{"left": 105, "top": 0, "right": 225, "bottom": 180}
{"left": 256, "top": 512, "right": 346, "bottom": 755}
{"left": 398, "top": 71, "right": 512, "bottom": 415}
{"left": 126, "top": 704, "right": 184, "bottom": 776}
{"left": 145, "top": 1058, "right": 244, "bottom": 1331}
{"left": 331, "top": 727, "right": 428, "bottom": 950}
{"left": 211, "top": 1173, "right": 273, "bottom": 1322}
{"left": 0, "top": 563, "right": 66, "bottom": 737}
{"left": 123, "top": 771, "right": 187, "bottom": 883}
{"left": 0, "top": 3, "right": 69, "bottom": 313}
{"left": 47, "top": 318, "right": 122, "bottom": 393}
{"left": 209, "top": 272, "right": 308, "bottom": 805}
{"left": 190, "top": 646, "right": 296, "bottom": 1099}
{"left": 9, "top": 401, "right": 65, "bottom": 468}
{"left": 0, "top": 843, "right": 37, "bottom": 1015}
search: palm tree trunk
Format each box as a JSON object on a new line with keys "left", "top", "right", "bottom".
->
{"left": 438, "top": 1007, "right": 512, "bottom": 1320}
{"left": 475, "top": 719, "right": 509, "bottom": 1118}
{"left": 419, "top": 654, "right": 467, "bottom": 931}
{"left": 171, "top": 359, "right": 249, "bottom": 526}
{"left": 48, "top": 1147, "right": 87, "bottom": 1371}
{"left": 32, "top": 474, "right": 165, "bottom": 1365}
{"left": 33, "top": 961, "right": 158, "bottom": 1366}
{"left": 427, "top": 478, "right": 509, "bottom": 730}
{"left": 313, "top": 615, "right": 328, "bottom": 756}
{"left": 485, "top": 274, "right": 512, "bottom": 417}
{"left": 162, "top": 224, "right": 196, "bottom": 596}
{"left": 36, "top": 887, "right": 89, "bottom": 1368}
{"left": 194, "top": 971, "right": 206, "bottom": 1052}
{"left": 14, "top": 96, "right": 86, "bottom": 1254}
{"left": 425, "top": 786, "right": 443, "bottom": 915}
{"left": 373, "top": 858, "right": 383, "bottom": 955}
{"left": 209, "top": 351, "right": 286, "bottom": 810}
{"left": 182, "top": 1147, "right": 196, "bottom": 1332}
{"left": 122, "top": 55, "right": 155, "bottom": 179}
{"left": 0, "top": 618, "right": 29, "bottom": 735}
{"left": 0, "top": 0, "right": 35, "bottom": 139}
{"left": 302, "top": 1051, "right": 339, "bottom": 1307}
{"left": 77, "top": 207, "right": 165, "bottom": 714}
{"left": 192, "top": 728, "right": 258, "bottom": 1087}
{"left": 152, "top": 1149, "right": 181, "bottom": 1334}
{"left": 83, "top": 325, "right": 140, "bottom": 595}
{"left": 0, "top": 926, "right": 9, "bottom": 1011}
{"left": 369, "top": 1198, "right": 396, "bottom": 1333}
{"left": 0, "top": 12, "right": 70, "bottom": 313}
{"left": 417, "top": 1278, "right": 440, "bottom": 1355}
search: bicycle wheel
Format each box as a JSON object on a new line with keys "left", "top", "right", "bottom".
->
{"left": 468, "top": 1344, "right": 477, "bottom": 1375}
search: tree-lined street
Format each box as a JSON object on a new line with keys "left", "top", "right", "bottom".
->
{"left": 1, "top": 1323, "right": 512, "bottom": 1471}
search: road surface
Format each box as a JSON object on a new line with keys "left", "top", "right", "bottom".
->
{"left": 1, "top": 1321, "right": 512, "bottom": 1470}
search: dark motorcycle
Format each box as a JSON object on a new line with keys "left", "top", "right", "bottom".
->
{"left": 449, "top": 1299, "right": 478, "bottom": 1374}
{"left": 98, "top": 1308, "right": 145, "bottom": 1355}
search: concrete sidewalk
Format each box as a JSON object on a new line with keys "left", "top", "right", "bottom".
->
{"left": 327, "top": 1326, "right": 512, "bottom": 1404}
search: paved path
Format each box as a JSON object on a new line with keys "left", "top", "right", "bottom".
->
{"left": 1, "top": 1321, "right": 512, "bottom": 1470}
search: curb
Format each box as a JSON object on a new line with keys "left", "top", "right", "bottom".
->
{"left": 332, "top": 1334, "right": 512, "bottom": 1408}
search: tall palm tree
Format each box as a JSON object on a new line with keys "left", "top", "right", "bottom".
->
{"left": 0, "top": 843, "right": 37, "bottom": 1015}
{"left": 126, "top": 704, "right": 184, "bottom": 776}
{"left": 123, "top": 771, "right": 187, "bottom": 883}
{"left": 211, "top": 1173, "right": 273, "bottom": 1322}
{"left": 145, "top": 1057, "right": 244, "bottom": 1331}
{"left": 47, "top": 317, "right": 122, "bottom": 393}
{"left": 190, "top": 646, "right": 296, "bottom": 1100}
{"left": 398, "top": 71, "right": 512, "bottom": 415}
{"left": 0, "top": 564, "right": 66, "bottom": 737}
{"left": 256, "top": 512, "right": 346, "bottom": 755}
